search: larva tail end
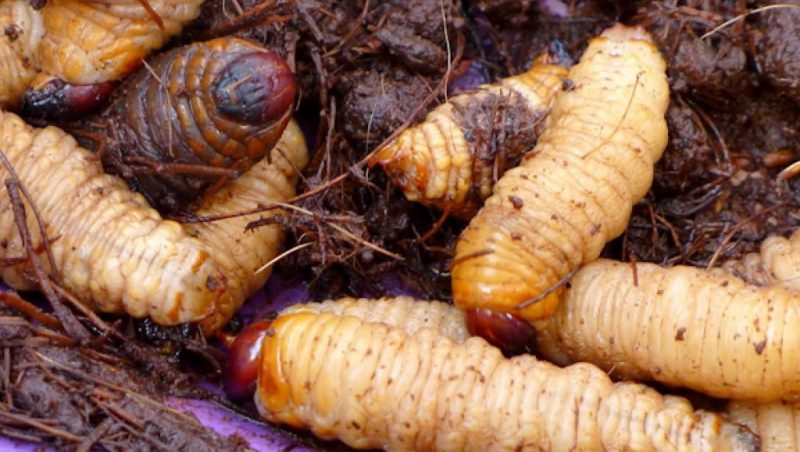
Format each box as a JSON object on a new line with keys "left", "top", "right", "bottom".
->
{"left": 717, "top": 421, "right": 760, "bottom": 452}
{"left": 599, "top": 23, "right": 654, "bottom": 43}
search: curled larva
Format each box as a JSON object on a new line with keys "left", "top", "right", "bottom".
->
{"left": 368, "top": 56, "right": 568, "bottom": 218}
{"left": 87, "top": 37, "right": 295, "bottom": 214}
{"left": 727, "top": 400, "right": 800, "bottom": 451}
{"left": 255, "top": 302, "right": 757, "bottom": 451}
{"left": 534, "top": 259, "right": 800, "bottom": 401}
{"left": 718, "top": 229, "right": 800, "bottom": 291}
{"left": 0, "top": 0, "right": 203, "bottom": 110}
{"left": 451, "top": 24, "right": 669, "bottom": 322}
{"left": 0, "top": 110, "right": 307, "bottom": 333}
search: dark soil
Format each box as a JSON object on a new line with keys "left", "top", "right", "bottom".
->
{"left": 0, "top": 305, "right": 247, "bottom": 450}
{"left": 6, "top": 0, "right": 800, "bottom": 448}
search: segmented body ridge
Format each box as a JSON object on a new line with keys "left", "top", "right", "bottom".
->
{"left": 535, "top": 259, "right": 800, "bottom": 401}
{"left": 370, "top": 61, "right": 567, "bottom": 218}
{"left": 256, "top": 306, "right": 757, "bottom": 451}
{"left": 452, "top": 25, "right": 669, "bottom": 321}
{"left": 0, "top": 110, "right": 306, "bottom": 332}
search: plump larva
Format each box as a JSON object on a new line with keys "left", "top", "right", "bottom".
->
{"left": 0, "top": 0, "right": 202, "bottom": 109}
{"left": 368, "top": 56, "right": 567, "bottom": 218}
{"left": 451, "top": 24, "right": 669, "bottom": 321}
{"left": 0, "top": 110, "right": 307, "bottom": 332}
{"left": 90, "top": 37, "right": 296, "bottom": 214}
{"left": 255, "top": 302, "right": 757, "bottom": 451}
{"left": 727, "top": 400, "right": 800, "bottom": 451}
{"left": 534, "top": 259, "right": 800, "bottom": 401}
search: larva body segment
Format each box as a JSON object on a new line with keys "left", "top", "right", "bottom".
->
{"left": 0, "top": 110, "right": 306, "bottom": 332}
{"left": 0, "top": 0, "right": 202, "bottom": 109}
{"left": 727, "top": 400, "right": 800, "bottom": 451}
{"left": 281, "top": 296, "right": 470, "bottom": 343}
{"left": 451, "top": 24, "right": 669, "bottom": 321}
{"left": 38, "top": 0, "right": 203, "bottom": 85}
{"left": 369, "top": 59, "right": 567, "bottom": 218}
{"left": 0, "top": 0, "right": 43, "bottom": 109}
{"left": 534, "top": 259, "right": 800, "bottom": 401}
{"left": 720, "top": 229, "right": 800, "bottom": 291}
{"left": 96, "top": 37, "right": 296, "bottom": 214}
{"left": 186, "top": 119, "right": 309, "bottom": 332}
{"left": 255, "top": 305, "right": 757, "bottom": 451}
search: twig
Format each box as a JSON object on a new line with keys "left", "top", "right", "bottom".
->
{"left": 0, "top": 411, "right": 82, "bottom": 442}
{"left": 0, "top": 291, "right": 61, "bottom": 330}
{"left": 701, "top": 4, "right": 800, "bottom": 40}
{"left": 706, "top": 202, "right": 786, "bottom": 269}
{"left": 135, "top": 0, "right": 165, "bottom": 30}
{"left": 0, "top": 150, "right": 90, "bottom": 342}
{"left": 255, "top": 242, "right": 312, "bottom": 274}
{"left": 515, "top": 267, "right": 579, "bottom": 310}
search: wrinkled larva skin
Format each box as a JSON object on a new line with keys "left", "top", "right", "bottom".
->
{"left": 727, "top": 400, "right": 800, "bottom": 451}
{"left": 719, "top": 229, "right": 800, "bottom": 292}
{"left": 188, "top": 120, "right": 308, "bottom": 332}
{"left": 0, "top": 0, "right": 202, "bottom": 109}
{"left": 255, "top": 302, "right": 757, "bottom": 451}
{"left": 91, "top": 37, "right": 296, "bottom": 214}
{"left": 535, "top": 259, "right": 800, "bottom": 402}
{"left": 0, "top": 1, "right": 42, "bottom": 109}
{"left": 451, "top": 24, "right": 669, "bottom": 322}
{"left": 281, "top": 296, "right": 470, "bottom": 343}
{"left": 369, "top": 59, "right": 568, "bottom": 219}
{"left": 0, "top": 111, "right": 306, "bottom": 333}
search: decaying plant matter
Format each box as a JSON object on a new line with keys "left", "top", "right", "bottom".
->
{"left": 534, "top": 259, "right": 800, "bottom": 401}
{"left": 254, "top": 298, "right": 758, "bottom": 451}
{"left": 727, "top": 400, "right": 800, "bottom": 452}
{"left": 0, "top": 110, "right": 306, "bottom": 333}
{"left": 451, "top": 24, "right": 669, "bottom": 322}
{"left": 81, "top": 37, "right": 296, "bottom": 214}
{"left": 369, "top": 55, "right": 568, "bottom": 218}
{"left": 0, "top": 0, "right": 203, "bottom": 111}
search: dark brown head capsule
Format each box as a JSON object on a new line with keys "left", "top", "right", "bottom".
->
{"left": 465, "top": 308, "right": 537, "bottom": 356}
{"left": 86, "top": 37, "right": 296, "bottom": 214}
{"left": 22, "top": 77, "right": 118, "bottom": 119}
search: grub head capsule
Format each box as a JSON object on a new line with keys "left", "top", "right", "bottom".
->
{"left": 465, "top": 308, "right": 537, "bottom": 356}
{"left": 224, "top": 320, "right": 272, "bottom": 402}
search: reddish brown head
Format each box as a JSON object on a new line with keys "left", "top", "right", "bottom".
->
{"left": 22, "top": 79, "right": 118, "bottom": 119}
{"left": 465, "top": 308, "right": 537, "bottom": 356}
{"left": 223, "top": 320, "right": 272, "bottom": 402}
{"left": 213, "top": 51, "right": 296, "bottom": 125}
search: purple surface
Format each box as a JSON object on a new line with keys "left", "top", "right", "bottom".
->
{"left": 538, "top": 0, "right": 569, "bottom": 17}
{"left": 0, "top": 437, "right": 37, "bottom": 451}
{"left": 237, "top": 270, "right": 310, "bottom": 326}
{"left": 448, "top": 60, "right": 490, "bottom": 96}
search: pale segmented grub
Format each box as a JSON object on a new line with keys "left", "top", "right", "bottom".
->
{"left": 451, "top": 24, "right": 670, "bottom": 322}
{"left": 534, "top": 259, "right": 800, "bottom": 401}
{"left": 255, "top": 300, "right": 757, "bottom": 451}
{"left": 369, "top": 56, "right": 567, "bottom": 218}
{"left": 0, "top": 111, "right": 307, "bottom": 333}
